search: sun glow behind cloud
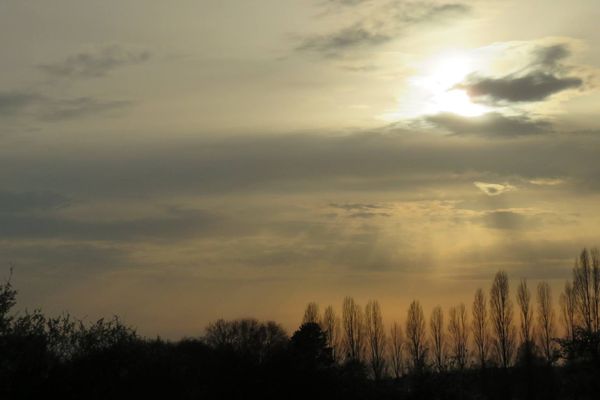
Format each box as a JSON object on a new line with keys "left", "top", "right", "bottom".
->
{"left": 382, "top": 51, "right": 490, "bottom": 121}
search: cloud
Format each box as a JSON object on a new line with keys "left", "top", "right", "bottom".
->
{"left": 529, "top": 178, "right": 564, "bottom": 186}
{"left": 349, "top": 211, "right": 392, "bottom": 218}
{"left": 298, "top": 2, "right": 469, "bottom": 56}
{"left": 426, "top": 112, "right": 551, "bottom": 136}
{"left": 326, "top": 0, "right": 371, "bottom": 6}
{"left": 330, "top": 203, "right": 385, "bottom": 211}
{"left": 473, "top": 209, "right": 571, "bottom": 231}
{"left": 39, "top": 97, "right": 131, "bottom": 121}
{"left": 478, "top": 210, "right": 531, "bottom": 230}
{"left": 0, "top": 207, "right": 220, "bottom": 242}
{"left": 473, "top": 182, "right": 516, "bottom": 196}
{"left": 38, "top": 45, "right": 150, "bottom": 78}
{"left": 0, "top": 243, "right": 131, "bottom": 272}
{"left": 457, "top": 43, "right": 584, "bottom": 104}
{"left": 0, "top": 91, "right": 131, "bottom": 121}
{"left": 532, "top": 44, "right": 571, "bottom": 72}
{"left": 297, "top": 23, "right": 390, "bottom": 54}
{"left": 459, "top": 72, "right": 582, "bottom": 103}
{"left": 0, "top": 92, "right": 40, "bottom": 116}
{"left": 3, "top": 129, "right": 599, "bottom": 199}
{"left": 0, "top": 191, "right": 71, "bottom": 213}
{"left": 330, "top": 202, "right": 391, "bottom": 218}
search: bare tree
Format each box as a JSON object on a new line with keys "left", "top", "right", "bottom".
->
{"left": 472, "top": 288, "right": 490, "bottom": 369}
{"left": 389, "top": 322, "right": 404, "bottom": 379}
{"left": 321, "top": 305, "right": 340, "bottom": 362}
{"left": 490, "top": 270, "right": 516, "bottom": 368}
{"left": 571, "top": 248, "right": 600, "bottom": 333}
{"left": 560, "top": 281, "right": 576, "bottom": 341}
{"left": 303, "top": 302, "right": 321, "bottom": 325}
{"left": 536, "top": 281, "right": 556, "bottom": 363}
{"left": 406, "top": 300, "right": 427, "bottom": 371}
{"left": 592, "top": 248, "right": 600, "bottom": 331}
{"left": 448, "top": 303, "right": 469, "bottom": 370}
{"left": 365, "top": 300, "right": 387, "bottom": 379}
{"left": 342, "top": 296, "right": 364, "bottom": 362}
{"left": 517, "top": 279, "right": 533, "bottom": 346}
{"left": 429, "top": 306, "right": 446, "bottom": 372}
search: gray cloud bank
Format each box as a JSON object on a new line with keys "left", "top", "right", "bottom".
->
{"left": 2, "top": 128, "right": 598, "bottom": 198}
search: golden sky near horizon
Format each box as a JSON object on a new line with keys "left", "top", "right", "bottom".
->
{"left": 1, "top": 0, "right": 600, "bottom": 338}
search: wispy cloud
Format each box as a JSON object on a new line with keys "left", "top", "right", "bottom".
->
{"left": 426, "top": 112, "right": 551, "bottom": 137}
{"left": 298, "top": 1, "right": 469, "bottom": 57}
{"left": 0, "top": 91, "right": 131, "bottom": 122}
{"left": 38, "top": 45, "right": 150, "bottom": 79}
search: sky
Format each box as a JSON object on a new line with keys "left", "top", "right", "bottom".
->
{"left": 1, "top": 0, "right": 600, "bottom": 338}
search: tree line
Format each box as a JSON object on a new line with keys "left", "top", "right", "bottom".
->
{"left": 287, "top": 248, "right": 600, "bottom": 379}
{"left": 1, "top": 247, "right": 599, "bottom": 399}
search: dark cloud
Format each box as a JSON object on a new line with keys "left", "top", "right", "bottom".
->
{"left": 533, "top": 44, "right": 571, "bottom": 71}
{"left": 477, "top": 211, "right": 534, "bottom": 230}
{"left": 330, "top": 203, "right": 391, "bottom": 218}
{"left": 426, "top": 112, "right": 551, "bottom": 136}
{"left": 297, "top": 24, "right": 390, "bottom": 54}
{"left": 457, "top": 43, "right": 584, "bottom": 103}
{"left": 330, "top": 203, "right": 384, "bottom": 211}
{"left": 349, "top": 211, "right": 392, "bottom": 218}
{"left": 0, "top": 191, "right": 70, "bottom": 213}
{"left": 298, "top": 2, "right": 469, "bottom": 56}
{"left": 458, "top": 72, "right": 582, "bottom": 103}
{"left": 473, "top": 209, "right": 574, "bottom": 231}
{"left": 40, "top": 97, "right": 131, "bottom": 121}
{"left": 0, "top": 207, "right": 220, "bottom": 242}
{"left": 0, "top": 91, "right": 131, "bottom": 121}
{"left": 2, "top": 128, "right": 599, "bottom": 200}
{"left": 38, "top": 45, "right": 150, "bottom": 78}
{"left": 0, "top": 243, "right": 131, "bottom": 272}
{"left": 0, "top": 92, "right": 40, "bottom": 116}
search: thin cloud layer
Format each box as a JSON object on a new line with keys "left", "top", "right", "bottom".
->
{"left": 426, "top": 112, "right": 551, "bottom": 136}
{"left": 38, "top": 45, "right": 150, "bottom": 78}
{"left": 0, "top": 91, "right": 131, "bottom": 121}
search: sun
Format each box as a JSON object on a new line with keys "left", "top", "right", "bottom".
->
{"left": 412, "top": 52, "right": 489, "bottom": 117}
{"left": 379, "top": 50, "right": 491, "bottom": 122}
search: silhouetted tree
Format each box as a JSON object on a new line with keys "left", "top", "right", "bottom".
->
{"left": 560, "top": 280, "right": 576, "bottom": 342}
{"left": 389, "top": 322, "right": 404, "bottom": 379}
{"left": 0, "top": 269, "right": 16, "bottom": 334}
{"left": 342, "top": 297, "right": 364, "bottom": 362}
{"left": 204, "top": 318, "right": 287, "bottom": 363}
{"left": 448, "top": 303, "right": 469, "bottom": 370}
{"left": 536, "top": 281, "right": 556, "bottom": 364}
{"left": 490, "top": 270, "right": 516, "bottom": 368}
{"left": 472, "top": 288, "right": 490, "bottom": 369}
{"left": 572, "top": 248, "right": 600, "bottom": 334}
{"left": 517, "top": 279, "right": 534, "bottom": 346}
{"left": 406, "top": 300, "right": 427, "bottom": 372}
{"left": 290, "top": 322, "right": 333, "bottom": 369}
{"left": 429, "top": 305, "right": 446, "bottom": 372}
{"left": 303, "top": 302, "right": 321, "bottom": 325}
{"left": 321, "top": 305, "right": 340, "bottom": 362}
{"left": 365, "top": 300, "right": 386, "bottom": 379}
